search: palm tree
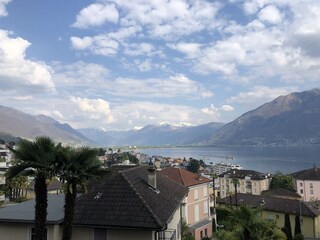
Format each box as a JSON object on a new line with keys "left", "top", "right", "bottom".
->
{"left": 58, "top": 146, "right": 104, "bottom": 240}
{"left": 6, "top": 136, "right": 58, "bottom": 240}
{"left": 232, "top": 178, "right": 239, "bottom": 206}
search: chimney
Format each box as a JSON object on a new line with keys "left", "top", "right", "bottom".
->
{"left": 148, "top": 167, "right": 157, "bottom": 189}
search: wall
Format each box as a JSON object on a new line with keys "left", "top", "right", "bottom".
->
{"left": 296, "top": 179, "right": 320, "bottom": 202}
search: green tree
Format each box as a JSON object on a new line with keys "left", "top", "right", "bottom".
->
{"left": 214, "top": 206, "right": 286, "bottom": 240}
{"left": 283, "top": 213, "right": 293, "bottom": 240}
{"left": 187, "top": 159, "right": 200, "bottom": 173}
{"left": 58, "top": 146, "right": 104, "bottom": 240}
{"left": 270, "top": 172, "right": 295, "bottom": 191}
{"left": 6, "top": 137, "right": 58, "bottom": 240}
{"left": 182, "top": 220, "right": 195, "bottom": 240}
{"left": 294, "top": 215, "right": 302, "bottom": 237}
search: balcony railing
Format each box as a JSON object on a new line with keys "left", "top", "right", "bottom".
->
{"left": 158, "top": 229, "right": 176, "bottom": 240}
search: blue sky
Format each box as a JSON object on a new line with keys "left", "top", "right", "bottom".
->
{"left": 0, "top": 0, "right": 319, "bottom": 130}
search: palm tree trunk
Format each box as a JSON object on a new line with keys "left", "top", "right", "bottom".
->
{"left": 34, "top": 173, "right": 48, "bottom": 240}
{"left": 62, "top": 182, "right": 77, "bottom": 240}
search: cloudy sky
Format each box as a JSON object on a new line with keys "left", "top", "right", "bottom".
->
{"left": 0, "top": 0, "right": 319, "bottom": 130}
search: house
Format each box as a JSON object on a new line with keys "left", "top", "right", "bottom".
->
{"left": 0, "top": 194, "right": 64, "bottom": 240}
{"left": 73, "top": 165, "right": 188, "bottom": 240}
{"left": 218, "top": 193, "right": 320, "bottom": 239}
{"left": 218, "top": 169, "right": 271, "bottom": 198}
{"left": 292, "top": 167, "right": 320, "bottom": 201}
{"left": 0, "top": 166, "right": 188, "bottom": 240}
{"left": 159, "top": 167, "right": 212, "bottom": 240}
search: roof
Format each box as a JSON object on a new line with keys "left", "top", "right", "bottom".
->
{"left": 0, "top": 194, "right": 64, "bottom": 224}
{"left": 291, "top": 168, "right": 320, "bottom": 180}
{"left": 218, "top": 169, "right": 269, "bottom": 180}
{"left": 73, "top": 166, "right": 188, "bottom": 230}
{"left": 218, "top": 193, "right": 320, "bottom": 217}
{"left": 262, "top": 188, "right": 301, "bottom": 199}
{"left": 159, "top": 167, "right": 211, "bottom": 187}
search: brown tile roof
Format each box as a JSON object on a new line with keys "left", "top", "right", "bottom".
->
{"left": 219, "top": 169, "right": 269, "bottom": 180}
{"left": 218, "top": 193, "right": 320, "bottom": 217}
{"left": 73, "top": 166, "right": 188, "bottom": 230}
{"left": 291, "top": 168, "right": 320, "bottom": 180}
{"left": 159, "top": 167, "right": 211, "bottom": 187}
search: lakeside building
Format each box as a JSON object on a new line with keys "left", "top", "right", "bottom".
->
{"left": 211, "top": 162, "right": 243, "bottom": 175}
{"left": 218, "top": 193, "right": 320, "bottom": 239}
{"left": 159, "top": 167, "right": 212, "bottom": 240}
{"left": 219, "top": 169, "right": 271, "bottom": 198}
{"left": 292, "top": 167, "right": 320, "bottom": 202}
{"left": 0, "top": 166, "right": 188, "bottom": 240}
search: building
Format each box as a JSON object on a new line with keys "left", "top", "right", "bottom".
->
{"left": 0, "top": 194, "right": 64, "bottom": 240}
{"left": 292, "top": 167, "right": 320, "bottom": 201}
{"left": 211, "top": 162, "right": 243, "bottom": 175}
{"left": 0, "top": 166, "right": 188, "bottom": 240}
{"left": 219, "top": 169, "right": 271, "bottom": 198}
{"left": 159, "top": 167, "right": 212, "bottom": 240}
{"left": 218, "top": 193, "right": 320, "bottom": 239}
{"left": 73, "top": 165, "right": 188, "bottom": 240}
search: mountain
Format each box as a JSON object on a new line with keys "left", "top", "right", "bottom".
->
{"left": 206, "top": 88, "right": 320, "bottom": 146}
{"left": 0, "top": 105, "right": 92, "bottom": 145}
{"left": 78, "top": 122, "right": 224, "bottom": 146}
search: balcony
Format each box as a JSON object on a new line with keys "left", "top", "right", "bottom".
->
{"left": 158, "top": 229, "right": 176, "bottom": 240}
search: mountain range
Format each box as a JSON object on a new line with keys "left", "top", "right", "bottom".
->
{"left": 1, "top": 88, "right": 320, "bottom": 146}
{"left": 0, "top": 105, "right": 91, "bottom": 145}
{"left": 206, "top": 88, "right": 320, "bottom": 146}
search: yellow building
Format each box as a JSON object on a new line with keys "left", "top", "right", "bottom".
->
{"left": 218, "top": 169, "right": 271, "bottom": 198}
{"left": 218, "top": 193, "right": 320, "bottom": 239}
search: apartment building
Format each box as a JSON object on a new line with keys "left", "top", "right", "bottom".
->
{"left": 160, "top": 167, "right": 212, "bottom": 240}
{"left": 219, "top": 169, "right": 271, "bottom": 198}
{"left": 292, "top": 167, "right": 320, "bottom": 201}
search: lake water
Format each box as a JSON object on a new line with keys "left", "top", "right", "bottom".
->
{"left": 136, "top": 146, "right": 320, "bottom": 174}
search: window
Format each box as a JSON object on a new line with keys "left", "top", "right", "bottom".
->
{"left": 200, "top": 230, "right": 203, "bottom": 238}
{"left": 203, "top": 186, "right": 208, "bottom": 197}
{"left": 300, "top": 182, "right": 303, "bottom": 187}
{"left": 205, "top": 228, "right": 208, "bottom": 236}
{"left": 204, "top": 201, "right": 208, "bottom": 214}
{"left": 276, "top": 215, "right": 279, "bottom": 219}
{"left": 194, "top": 204, "right": 199, "bottom": 222}
{"left": 30, "top": 227, "right": 47, "bottom": 240}
{"left": 194, "top": 189, "right": 199, "bottom": 200}
{"left": 311, "top": 189, "right": 314, "bottom": 195}
{"left": 300, "top": 189, "right": 303, "bottom": 194}
{"left": 310, "top": 183, "right": 313, "bottom": 189}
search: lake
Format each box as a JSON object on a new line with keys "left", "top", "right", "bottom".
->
{"left": 136, "top": 145, "right": 320, "bottom": 174}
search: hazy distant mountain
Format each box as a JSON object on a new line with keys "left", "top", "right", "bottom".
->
{"left": 0, "top": 105, "right": 92, "bottom": 145}
{"left": 206, "top": 88, "right": 320, "bottom": 146}
{"left": 79, "top": 122, "right": 224, "bottom": 146}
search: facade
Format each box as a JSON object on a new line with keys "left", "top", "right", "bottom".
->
{"left": 159, "top": 167, "right": 212, "bottom": 240}
{"left": 292, "top": 167, "right": 320, "bottom": 201}
{"left": 218, "top": 193, "right": 320, "bottom": 239}
{"left": 219, "top": 169, "right": 271, "bottom": 198}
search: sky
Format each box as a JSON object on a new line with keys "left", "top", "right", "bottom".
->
{"left": 0, "top": 0, "right": 319, "bottom": 130}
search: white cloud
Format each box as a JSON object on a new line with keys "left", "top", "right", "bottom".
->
{"left": 258, "top": 5, "right": 283, "bottom": 24}
{"left": 226, "top": 86, "right": 296, "bottom": 104}
{"left": 0, "top": 30, "right": 55, "bottom": 94}
{"left": 109, "top": 74, "right": 213, "bottom": 98}
{"left": 70, "top": 35, "right": 119, "bottom": 56}
{"left": 220, "top": 105, "right": 234, "bottom": 112}
{"left": 0, "top": 0, "right": 11, "bottom": 17}
{"left": 72, "top": 3, "right": 119, "bottom": 28}
{"left": 168, "top": 42, "right": 202, "bottom": 59}
{"left": 70, "top": 97, "right": 114, "bottom": 122}
{"left": 136, "top": 59, "right": 152, "bottom": 72}
{"left": 123, "top": 42, "right": 156, "bottom": 56}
